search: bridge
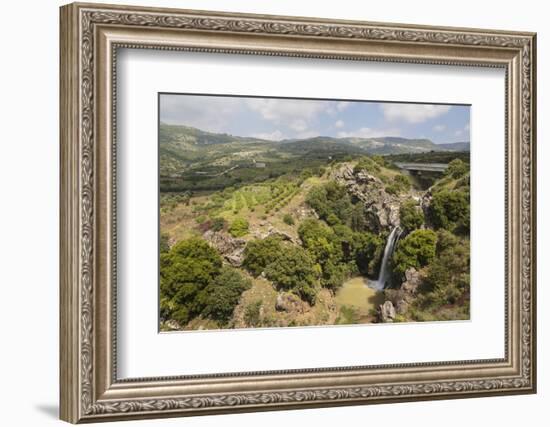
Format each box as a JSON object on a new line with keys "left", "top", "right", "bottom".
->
{"left": 394, "top": 162, "right": 449, "bottom": 174}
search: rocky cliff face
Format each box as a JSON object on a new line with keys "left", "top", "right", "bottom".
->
{"left": 331, "top": 164, "right": 402, "bottom": 232}
{"left": 381, "top": 267, "right": 424, "bottom": 319}
{"left": 203, "top": 230, "right": 247, "bottom": 267}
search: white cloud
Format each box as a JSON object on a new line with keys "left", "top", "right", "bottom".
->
{"left": 433, "top": 124, "right": 446, "bottom": 132}
{"left": 335, "top": 120, "right": 345, "bottom": 128}
{"left": 252, "top": 130, "right": 285, "bottom": 141}
{"left": 160, "top": 94, "right": 242, "bottom": 133}
{"left": 244, "top": 98, "right": 335, "bottom": 137}
{"left": 290, "top": 119, "right": 308, "bottom": 132}
{"left": 246, "top": 98, "right": 326, "bottom": 123}
{"left": 337, "top": 127, "right": 400, "bottom": 139}
{"left": 381, "top": 104, "right": 451, "bottom": 124}
{"left": 453, "top": 123, "right": 470, "bottom": 138}
{"left": 336, "top": 101, "right": 351, "bottom": 111}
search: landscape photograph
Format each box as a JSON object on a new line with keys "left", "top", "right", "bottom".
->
{"left": 158, "top": 94, "right": 471, "bottom": 332}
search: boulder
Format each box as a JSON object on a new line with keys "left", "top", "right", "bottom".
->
{"left": 402, "top": 267, "right": 422, "bottom": 294}
{"left": 379, "top": 301, "right": 396, "bottom": 323}
{"left": 203, "top": 230, "right": 247, "bottom": 267}
{"left": 162, "top": 319, "right": 181, "bottom": 331}
{"left": 384, "top": 268, "right": 424, "bottom": 315}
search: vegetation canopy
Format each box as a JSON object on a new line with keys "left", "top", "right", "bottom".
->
{"left": 158, "top": 121, "right": 471, "bottom": 330}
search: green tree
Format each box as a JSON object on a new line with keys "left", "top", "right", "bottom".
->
{"left": 351, "top": 232, "right": 384, "bottom": 276}
{"left": 446, "top": 158, "right": 468, "bottom": 179}
{"left": 299, "top": 219, "right": 340, "bottom": 262}
{"left": 265, "top": 246, "right": 319, "bottom": 304}
{"left": 392, "top": 229, "right": 437, "bottom": 277}
{"left": 228, "top": 217, "right": 249, "bottom": 237}
{"left": 421, "top": 230, "right": 470, "bottom": 307}
{"left": 399, "top": 200, "right": 424, "bottom": 232}
{"left": 353, "top": 156, "right": 381, "bottom": 174}
{"left": 242, "top": 236, "right": 284, "bottom": 277}
{"left": 305, "top": 182, "right": 353, "bottom": 225}
{"left": 428, "top": 189, "right": 470, "bottom": 234}
{"left": 326, "top": 213, "right": 340, "bottom": 226}
{"left": 298, "top": 219, "right": 351, "bottom": 290}
{"left": 196, "top": 267, "right": 252, "bottom": 324}
{"left": 160, "top": 238, "right": 223, "bottom": 322}
{"left": 350, "top": 203, "right": 367, "bottom": 232}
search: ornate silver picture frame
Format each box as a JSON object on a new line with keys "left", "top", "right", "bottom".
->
{"left": 60, "top": 2, "right": 536, "bottom": 423}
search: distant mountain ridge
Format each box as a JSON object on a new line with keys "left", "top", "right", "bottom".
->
{"left": 160, "top": 123, "right": 470, "bottom": 154}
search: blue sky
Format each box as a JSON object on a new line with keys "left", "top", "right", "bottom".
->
{"left": 160, "top": 94, "right": 470, "bottom": 144}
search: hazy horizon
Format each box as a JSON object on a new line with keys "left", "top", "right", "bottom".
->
{"left": 160, "top": 94, "right": 470, "bottom": 145}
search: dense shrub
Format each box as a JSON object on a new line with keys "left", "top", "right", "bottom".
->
{"left": 422, "top": 230, "right": 470, "bottom": 304}
{"left": 428, "top": 189, "right": 470, "bottom": 234}
{"left": 210, "top": 217, "right": 226, "bottom": 232}
{"left": 160, "top": 238, "right": 223, "bottom": 323}
{"left": 282, "top": 213, "right": 295, "bottom": 225}
{"left": 159, "top": 238, "right": 250, "bottom": 326}
{"left": 228, "top": 217, "right": 249, "bottom": 237}
{"left": 399, "top": 200, "right": 424, "bottom": 232}
{"left": 350, "top": 204, "right": 367, "bottom": 232}
{"left": 353, "top": 156, "right": 381, "bottom": 175}
{"left": 385, "top": 174, "right": 411, "bottom": 195}
{"left": 265, "top": 246, "right": 319, "bottom": 304}
{"left": 402, "top": 230, "right": 471, "bottom": 320}
{"left": 446, "top": 158, "right": 468, "bottom": 179}
{"left": 242, "top": 236, "right": 284, "bottom": 277}
{"left": 298, "top": 219, "right": 345, "bottom": 289}
{"left": 243, "top": 300, "right": 263, "bottom": 327}
{"left": 371, "top": 155, "right": 387, "bottom": 167}
{"left": 196, "top": 267, "right": 252, "bottom": 324}
{"left": 305, "top": 182, "right": 353, "bottom": 225}
{"left": 351, "top": 232, "right": 384, "bottom": 276}
{"left": 160, "top": 233, "right": 170, "bottom": 254}
{"left": 391, "top": 229, "right": 437, "bottom": 277}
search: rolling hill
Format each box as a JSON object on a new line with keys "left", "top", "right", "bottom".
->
{"left": 159, "top": 123, "right": 469, "bottom": 191}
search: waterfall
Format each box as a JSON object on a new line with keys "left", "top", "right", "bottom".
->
{"left": 371, "top": 226, "right": 402, "bottom": 291}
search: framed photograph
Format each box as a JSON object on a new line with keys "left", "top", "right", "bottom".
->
{"left": 60, "top": 2, "right": 537, "bottom": 423}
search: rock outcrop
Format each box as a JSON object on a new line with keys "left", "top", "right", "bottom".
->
{"left": 161, "top": 319, "right": 182, "bottom": 331}
{"left": 383, "top": 267, "right": 424, "bottom": 315}
{"left": 203, "top": 230, "right": 246, "bottom": 267}
{"left": 331, "top": 164, "right": 401, "bottom": 232}
{"left": 379, "top": 300, "right": 396, "bottom": 323}
{"left": 421, "top": 189, "right": 433, "bottom": 220}
{"left": 264, "top": 226, "right": 300, "bottom": 244}
{"left": 252, "top": 225, "right": 301, "bottom": 245}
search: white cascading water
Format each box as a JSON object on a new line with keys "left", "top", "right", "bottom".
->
{"left": 370, "top": 226, "right": 402, "bottom": 291}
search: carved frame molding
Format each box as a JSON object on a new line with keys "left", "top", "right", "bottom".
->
{"left": 60, "top": 2, "right": 536, "bottom": 423}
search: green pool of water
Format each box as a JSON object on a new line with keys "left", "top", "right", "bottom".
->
{"left": 335, "top": 276, "right": 384, "bottom": 313}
